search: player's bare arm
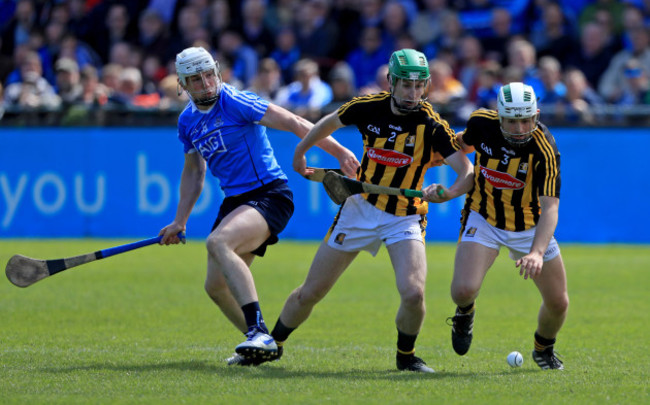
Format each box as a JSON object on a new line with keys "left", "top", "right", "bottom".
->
{"left": 261, "top": 105, "right": 359, "bottom": 178}
{"left": 293, "top": 111, "right": 355, "bottom": 177}
{"left": 159, "top": 152, "right": 205, "bottom": 245}
{"left": 516, "top": 196, "right": 560, "bottom": 279}
{"left": 456, "top": 131, "right": 475, "bottom": 154}
{"left": 422, "top": 150, "right": 474, "bottom": 203}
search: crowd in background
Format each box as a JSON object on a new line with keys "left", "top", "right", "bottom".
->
{"left": 1, "top": 0, "right": 649, "bottom": 125}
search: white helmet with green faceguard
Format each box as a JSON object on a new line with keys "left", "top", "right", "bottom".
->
{"left": 497, "top": 82, "right": 538, "bottom": 147}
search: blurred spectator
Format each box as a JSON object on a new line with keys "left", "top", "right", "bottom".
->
{"left": 321, "top": 60, "right": 356, "bottom": 115}
{"left": 501, "top": 65, "right": 524, "bottom": 84}
{"left": 107, "top": 66, "right": 159, "bottom": 108}
{"left": 423, "top": 10, "right": 464, "bottom": 61}
{"left": 621, "top": 4, "right": 647, "bottom": 51}
{"left": 58, "top": 33, "right": 103, "bottom": 71}
{"left": 157, "top": 73, "right": 188, "bottom": 110}
{"left": 38, "top": 19, "right": 68, "bottom": 85}
{"left": 0, "top": 0, "right": 37, "bottom": 57}
{"left": 394, "top": 32, "right": 418, "bottom": 53}
{"left": 474, "top": 60, "right": 501, "bottom": 109}
{"left": 274, "top": 57, "right": 332, "bottom": 121}
{"left": 359, "top": 63, "right": 390, "bottom": 95}
{"left": 264, "top": 0, "right": 301, "bottom": 33}
{"left": 4, "top": 50, "right": 61, "bottom": 109}
{"left": 247, "top": 57, "right": 283, "bottom": 101}
{"left": 89, "top": 3, "right": 137, "bottom": 64}
{"left": 238, "top": 0, "right": 275, "bottom": 58}
{"left": 141, "top": 54, "right": 166, "bottom": 95}
{"left": 591, "top": 7, "right": 623, "bottom": 54}
{"left": 506, "top": 39, "right": 544, "bottom": 96}
{"left": 359, "top": 0, "right": 384, "bottom": 29}
{"left": 78, "top": 64, "right": 109, "bottom": 107}
{"left": 558, "top": 67, "right": 605, "bottom": 124}
{"left": 217, "top": 30, "right": 258, "bottom": 88}
{"left": 427, "top": 58, "right": 467, "bottom": 108}
{"left": 137, "top": 8, "right": 172, "bottom": 64}
{"left": 456, "top": 35, "right": 484, "bottom": 101}
{"left": 54, "top": 57, "right": 82, "bottom": 104}
{"left": 598, "top": 26, "right": 650, "bottom": 102}
{"left": 66, "top": 0, "right": 93, "bottom": 39}
{"left": 4, "top": 43, "right": 31, "bottom": 85}
{"left": 565, "top": 21, "right": 617, "bottom": 89}
{"left": 579, "top": 0, "right": 626, "bottom": 36}
{"left": 617, "top": 57, "right": 650, "bottom": 105}
{"left": 537, "top": 56, "right": 566, "bottom": 104}
{"left": 108, "top": 41, "right": 142, "bottom": 68}
{"left": 294, "top": 0, "right": 339, "bottom": 64}
{"left": 100, "top": 63, "right": 123, "bottom": 96}
{"left": 381, "top": 1, "right": 411, "bottom": 53}
{"left": 207, "top": 0, "right": 231, "bottom": 46}
{"left": 346, "top": 26, "right": 390, "bottom": 89}
{"left": 530, "top": 1, "right": 578, "bottom": 65}
{"left": 409, "top": 0, "right": 452, "bottom": 47}
{"left": 270, "top": 27, "right": 301, "bottom": 86}
{"left": 480, "top": 8, "right": 515, "bottom": 66}
{"left": 49, "top": 2, "right": 71, "bottom": 26}
{"left": 175, "top": 5, "right": 207, "bottom": 52}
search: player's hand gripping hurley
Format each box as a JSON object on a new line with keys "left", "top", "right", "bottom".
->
{"left": 5, "top": 233, "right": 185, "bottom": 288}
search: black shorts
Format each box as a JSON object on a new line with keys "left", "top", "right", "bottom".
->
{"left": 211, "top": 179, "right": 294, "bottom": 257}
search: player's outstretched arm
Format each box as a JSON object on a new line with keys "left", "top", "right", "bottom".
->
{"left": 262, "top": 105, "right": 359, "bottom": 178}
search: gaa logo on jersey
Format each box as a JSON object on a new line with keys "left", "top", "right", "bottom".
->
{"left": 367, "top": 148, "right": 413, "bottom": 167}
{"left": 479, "top": 166, "right": 525, "bottom": 190}
{"left": 465, "top": 227, "right": 477, "bottom": 237}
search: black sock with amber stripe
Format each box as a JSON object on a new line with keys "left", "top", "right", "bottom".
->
{"left": 396, "top": 329, "right": 418, "bottom": 358}
{"left": 534, "top": 331, "right": 556, "bottom": 352}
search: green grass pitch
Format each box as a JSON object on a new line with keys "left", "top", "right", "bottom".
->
{"left": 1, "top": 239, "right": 648, "bottom": 404}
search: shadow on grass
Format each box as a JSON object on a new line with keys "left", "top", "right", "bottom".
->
{"left": 42, "top": 360, "right": 541, "bottom": 380}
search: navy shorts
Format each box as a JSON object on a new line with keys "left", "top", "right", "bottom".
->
{"left": 211, "top": 179, "right": 294, "bottom": 257}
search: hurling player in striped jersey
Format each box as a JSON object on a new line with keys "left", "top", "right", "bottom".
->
{"left": 269, "top": 49, "right": 474, "bottom": 373}
{"left": 158, "top": 47, "right": 359, "bottom": 366}
{"left": 448, "top": 82, "right": 569, "bottom": 370}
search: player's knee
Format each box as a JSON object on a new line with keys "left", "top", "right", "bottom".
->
{"left": 400, "top": 286, "right": 425, "bottom": 308}
{"left": 206, "top": 233, "right": 230, "bottom": 259}
{"left": 295, "top": 286, "right": 325, "bottom": 307}
{"left": 451, "top": 283, "right": 479, "bottom": 303}
{"left": 546, "top": 294, "right": 569, "bottom": 315}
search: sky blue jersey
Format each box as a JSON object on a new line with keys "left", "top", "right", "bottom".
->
{"left": 177, "top": 83, "right": 287, "bottom": 197}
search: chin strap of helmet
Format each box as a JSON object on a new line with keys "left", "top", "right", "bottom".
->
{"left": 500, "top": 116, "right": 538, "bottom": 147}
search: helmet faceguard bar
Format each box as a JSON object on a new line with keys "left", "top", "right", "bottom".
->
{"left": 388, "top": 49, "right": 430, "bottom": 114}
{"left": 175, "top": 47, "right": 222, "bottom": 106}
{"left": 497, "top": 82, "right": 538, "bottom": 147}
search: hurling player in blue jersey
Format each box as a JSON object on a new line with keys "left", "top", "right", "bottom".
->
{"left": 159, "top": 47, "right": 359, "bottom": 366}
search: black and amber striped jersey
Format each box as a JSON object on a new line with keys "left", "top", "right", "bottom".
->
{"left": 460, "top": 109, "right": 561, "bottom": 232}
{"left": 337, "top": 91, "right": 460, "bottom": 216}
